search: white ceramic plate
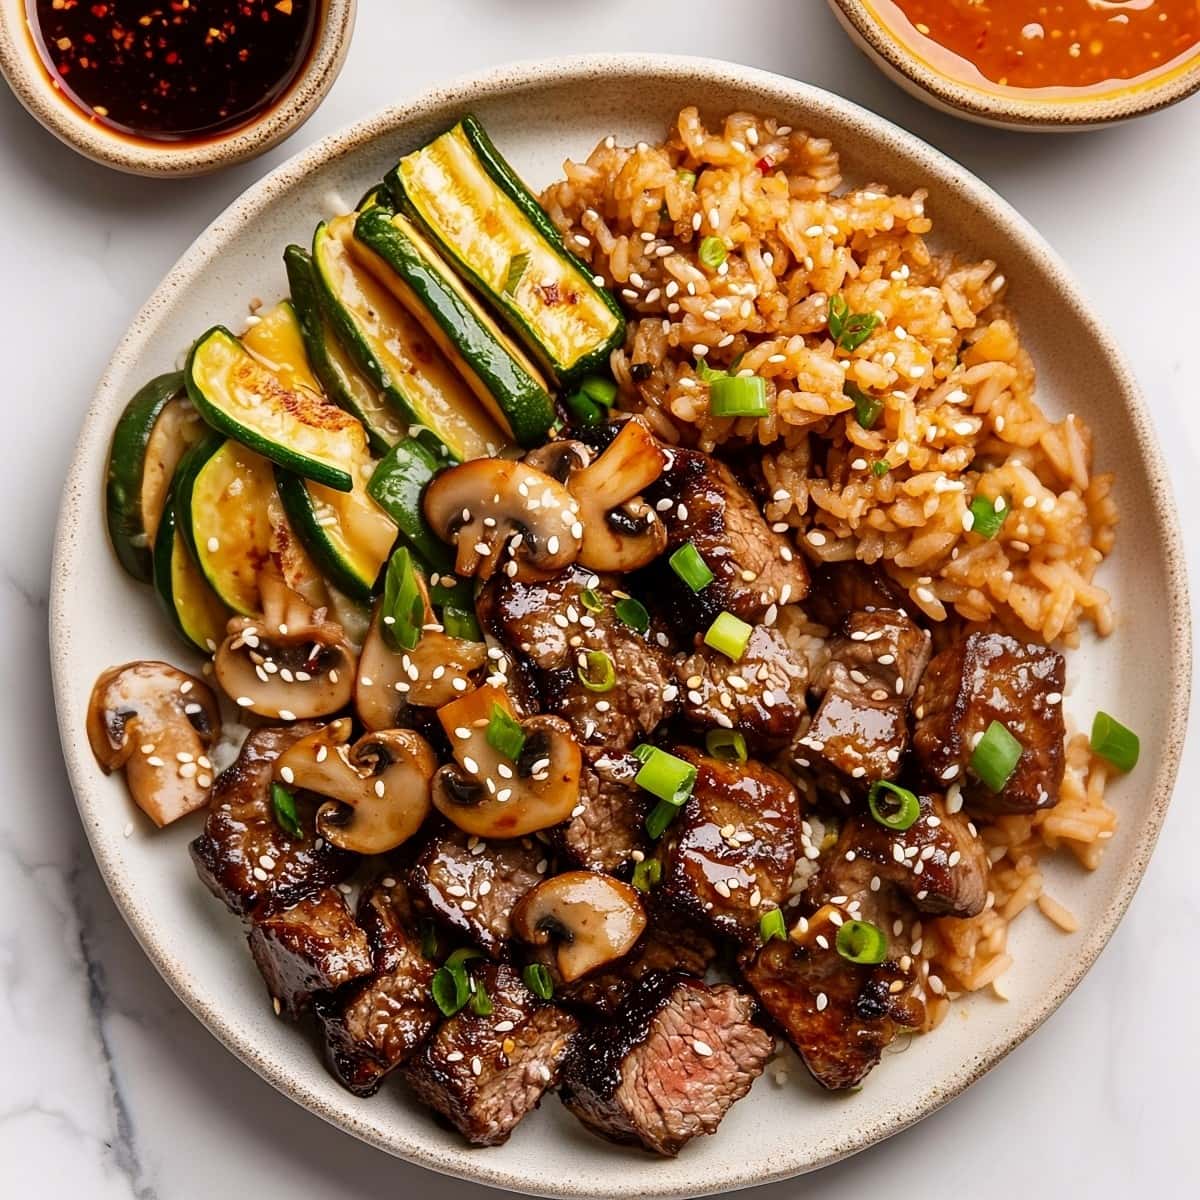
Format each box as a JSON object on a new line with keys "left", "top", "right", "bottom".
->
{"left": 50, "top": 54, "right": 1190, "bottom": 1199}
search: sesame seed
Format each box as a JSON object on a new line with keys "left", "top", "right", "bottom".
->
{"left": 816, "top": 993, "right": 828, "bottom": 1012}
{"left": 693, "top": 1039, "right": 714, "bottom": 1057}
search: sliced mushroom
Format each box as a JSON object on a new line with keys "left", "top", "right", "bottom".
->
{"left": 511, "top": 871, "right": 647, "bottom": 982}
{"left": 567, "top": 418, "right": 668, "bottom": 572}
{"left": 274, "top": 718, "right": 437, "bottom": 854}
{"left": 215, "top": 566, "right": 356, "bottom": 720}
{"left": 356, "top": 574, "right": 487, "bottom": 729}
{"left": 86, "top": 661, "right": 221, "bottom": 827}
{"left": 423, "top": 458, "right": 583, "bottom": 582}
{"left": 431, "top": 683, "right": 582, "bottom": 838}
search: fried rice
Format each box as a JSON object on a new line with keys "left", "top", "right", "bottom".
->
{"left": 540, "top": 107, "right": 1119, "bottom": 1025}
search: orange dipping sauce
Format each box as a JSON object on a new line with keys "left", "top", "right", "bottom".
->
{"left": 882, "top": 0, "right": 1200, "bottom": 91}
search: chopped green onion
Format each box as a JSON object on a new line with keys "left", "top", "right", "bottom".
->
{"left": 759, "top": 908, "right": 787, "bottom": 942}
{"left": 709, "top": 375, "right": 768, "bottom": 418}
{"left": 871, "top": 460, "right": 890, "bottom": 478}
{"left": 968, "top": 493, "right": 1009, "bottom": 539}
{"left": 694, "top": 356, "right": 727, "bottom": 384}
{"left": 631, "top": 858, "right": 662, "bottom": 893}
{"left": 704, "top": 611, "right": 753, "bottom": 662}
{"left": 578, "top": 649, "right": 616, "bottom": 693}
{"left": 970, "top": 720, "right": 1023, "bottom": 792}
{"left": 381, "top": 547, "right": 424, "bottom": 652}
{"left": 270, "top": 782, "right": 302, "bottom": 839}
{"left": 580, "top": 587, "right": 605, "bottom": 613}
{"left": 844, "top": 381, "right": 883, "bottom": 430}
{"left": 470, "top": 981, "right": 494, "bottom": 1016}
{"left": 563, "top": 389, "right": 605, "bottom": 427}
{"left": 443, "top": 604, "right": 483, "bottom": 642}
{"left": 486, "top": 703, "right": 526, "bottom": 761}
{"left": 1091, "top": 712, "right": 1139, "bottom": 772}
{"left": 635, "top": 746, "right": 697, "bottom": 807}
{"left": 419, "top": 919, "right": 439, "bottom": 960}
{"left": 579, "top": 374, "right": 619, "bottom": 408}
{"left": 835, "top": 919, "right": 888, "bottom": 965}
{"left": 828, "top": 294, "right": 849, "bottom": 335}
{"left": 867, "top": 781, "right": 921, "bottom": 831}
{"left": 698, "top": 236, "right": 727, "bottom": 270}
{"left": 615, "top": 597, "right": 650, "bottom": 634}
{"left": 705, "top": 729, "right": 748, "bottom": 763}
{"left": 522, "top": 963, "right": 554, "bottom": 1000}
{"left": 632, "top": 743, "right": 654, "bottom": 764}
{"left": 828, "top": 294, "right": 881, "bottom": 352}
{"left": 431, "top": 947, "right": 485, "bottom": 1016}
{"left": 503, "top": 251, "right": 530, "bottom": 296}
{"left": 676, "top": 169, "right": 697, "bottom": 190}
{"left": 646, "top": 799, "right": 681, "bottom": 840}
{"left": 669, "top": 542, "right": 714, "bottom": 592}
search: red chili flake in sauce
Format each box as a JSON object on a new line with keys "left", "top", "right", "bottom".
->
{"left": 29, "top": 0, "right": 319, "bottom": 141}
{"left": 885, "top": 0, "right": 1200, "bottom": 91}
{"left": 755, "top": 156, "right": 774, "bottom": 174}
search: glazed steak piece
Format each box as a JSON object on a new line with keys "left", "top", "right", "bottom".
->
{"left": 645, "top": 445, "right": 809, "bottom": 632}
{"left": 408, "top": 828, "right": 545, "bottom": 959}
{"left": 800, "top": 609, "right": 930, "bottom": 792}
{"left": 480, "top": 565, "right": 676, "bottom": 751}
{"left": 317, "top": 878, "right": 440, "bottom": 1097}
{"left": 656, "top": 749, "right": 799, "bottom": 943}
{"left": 403, "top": 962, "right": 578, "bottom": 1146}
{"left": 190, "top": 724, "right": 355, "bottom": 917}
{"left": 675, "top": 624, "right": 811, "bottom": 746}
{"left": 803, "top": 561, "right": 910, "bottom": 630}
{"left": 554, "top": 748, "right": 649, "bottom": 874}
{"left": 913, "top": 632, "right": 1066, "bottom": 814}
{"left": 247, "top": 886, "right": 373, "bottom": 1020}
{"left": 560, "top": 971, "right": 772, "bottom": 1156}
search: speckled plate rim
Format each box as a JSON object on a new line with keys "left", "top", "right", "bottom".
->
{"left": 49, "top": 53, "right": 1190, "bottom": 1198}
{"left": 827, "top": 0, "right": 1200, "bottom": 129}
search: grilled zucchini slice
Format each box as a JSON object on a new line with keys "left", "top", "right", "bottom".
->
{"left": 352, "top": 207, "right": 555, "bottom": 448}
{"left": 367, "top": 436, "right": 454, "bottom": 572}
{"left": 284, "top": 245, "right": 405, "bottom": 455}
{"left": 388, "top": 115, "right": 624, "bottom": 384}
{"left": 177, "top": 435, "right": 276, "bottom": 616}
{"left": 312, "top": 215, "right": 507, "bottom": 463}
{"left": 186, "top": 326, "right": 364, "bottom": 492}
{"left": 105, "top": 372, "right": 205, "bottom": 582}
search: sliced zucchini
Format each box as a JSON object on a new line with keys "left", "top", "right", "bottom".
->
{"left": 176, "top": 435, "right": 276, "bottom": 616}
{"left": 276, "top": 465, "right": 397, "bottom": 602}
{"left": 352, "top": 207, "right": 555, "bottom": 448}
{"left": 241, "top": 300, "right": 324, "bottom": 396}
{"left": 186, "top": 326, "right": 364, "bottom": 492}
{"left": 105, "top": 373, "right": 204, "bottom": 582}
{"left": 312, "top": 215, "right": 508, "bottom": 463}
{"left": 152, "top": 470, "right": 231, "bottom": 653}
{"left": 356, "top": 183, "right": 392, "bottom": 213}
{"left": 284, "top": 244, "right": 405, "bottom": 455}
{"left": 367, "top": 436, "right": 453, "bottom": 571}
{"left": 388, "top": 115, "right": 624, "bottom": 383}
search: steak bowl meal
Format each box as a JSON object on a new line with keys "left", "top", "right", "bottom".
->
{"left": 84, "top": 106, "right": 1138, "bottom": 1155}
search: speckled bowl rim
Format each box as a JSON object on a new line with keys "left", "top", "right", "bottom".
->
{"left": 0, "top": 0, "right": 356, "bottom": 176}
{"left": 49, "top": 53, "right": 1190, "bottom": 1197}
{"left": 828, "top": 0, "right": 1200, "bottom": 129}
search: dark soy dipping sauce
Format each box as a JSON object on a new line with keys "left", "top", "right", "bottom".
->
{"left": 28, "top": 1, "right": 319, "bottom": 143}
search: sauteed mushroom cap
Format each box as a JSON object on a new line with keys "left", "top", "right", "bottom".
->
{"left": 430, "top": 684, "right": 582, "bottom": 838}
{"left": 511, "top": 871, "right": 647, "bottom": 982}
{"left": 274, "top": 718, "right": 437, "bottom": 855}
{"left": 423, "top": 458, "right": 583, "bottom": 582}
{"left": 86, "top": 660, "right": 221, "bottom": 827}
{"left": 214, "top": 567, "right": 356, "bottom": 720}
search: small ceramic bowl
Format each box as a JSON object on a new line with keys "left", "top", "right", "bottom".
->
{"left": 0, "top": 0, "right": 355, "bottom": 176}
{"left": 827, "top": 0, "right": 1200, "bottom": 131}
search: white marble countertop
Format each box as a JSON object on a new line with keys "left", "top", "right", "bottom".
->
{"left": 3, "top": 2, "right": 1197, "bottom": 1196}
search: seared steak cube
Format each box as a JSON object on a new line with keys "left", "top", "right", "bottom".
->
{"left": 742, "top": 906, "right": 923, "bottom": 1091}
{"left": 675, "top": 624, "right": 810, "bottom": 746}
{"left": 190, "top": 725, "right": 355, "bottom": 917}
{"left": 800, "top": 609, "right": 930, "bottom": 791}
{"left": 656, "top": 750, "right": 799, "bottom": 943}
{"left": 560, "top": 971, "right": 772, "bottom": 1156}
{"left": 317, "top": 878, "right": 439, "bottom": 1096}
{"left": 803, "top": 562, "right": 910, "bottom": 630}
{"left": 403, "top": 962, "right": 577, "bottom": 1146}
{"left": 409, "top": 828, "right": 545, "bottom": 959}
{"left": 480, "top": 565, "right": 676, "bottom": 751}
{"left": 553, "top": 749, "right": 649, "bottom": 874}
{"left": 645, "top": 446, "right": 809, "bottom": 632}
{"left": 913, "top": 632, "right": 1065, "bottom": 814}
{"left": 247, "top": 886, "right": 373, "bottom": 1020}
